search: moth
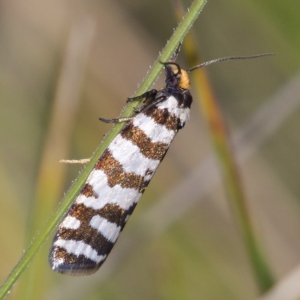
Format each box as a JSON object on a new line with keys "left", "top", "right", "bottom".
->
{"left": 49, "top": 45, "right": 272, "bottom": 275}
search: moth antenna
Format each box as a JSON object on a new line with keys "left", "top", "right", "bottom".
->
{"left": 169, "top": 42, "right": 183, "bottom": 62}
{"left": 160, "top": 61, "right": 182, "bottom": 73}
{"left": 187, "top": 53, "right": 275, "bottom": 73}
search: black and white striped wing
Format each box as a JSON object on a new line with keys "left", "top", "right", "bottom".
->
{"left": 49, "top": 94, "right": 191, "bottom": 275}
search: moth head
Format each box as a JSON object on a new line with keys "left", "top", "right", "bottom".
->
{"left": 161, "top": 52, "right": 274, "bottom": 90}
{"left": 162, "top": 62, "right": 190, "bottom": 90}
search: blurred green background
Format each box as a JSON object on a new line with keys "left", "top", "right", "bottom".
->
{"left": 1, "top": 0, "right": 300, "bottom": 299}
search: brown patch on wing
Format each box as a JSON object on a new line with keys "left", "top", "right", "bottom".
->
{"left": 121, "top": 123, "right": 169, "bottom": 160}
{"left": 95, "top": 150, "right": 144, "bottom": 191}
{"left": 143, "top": 105, "right": 180, "bottom": 131}
{"left": 81, "top": 183, "right": 98, "bottom": 198}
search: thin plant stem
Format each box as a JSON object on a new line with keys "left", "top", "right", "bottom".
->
{"left": 0, "top": 0, "right": 207, "bottom": 299}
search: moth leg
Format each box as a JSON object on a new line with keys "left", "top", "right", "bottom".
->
{"left": 59, "top": 158, "right": 90, "bottom": 164}
{"left": 100, "top": 89, "right": 158, "bottom": 123}
{"left": 127, "top": 89, "right": 157, "bottom": 103}
{"left": 137, "top": 94, "right": 167, "bottom": 113}
{"left": 99, "top": 117, "right": 133, "bottom": 123}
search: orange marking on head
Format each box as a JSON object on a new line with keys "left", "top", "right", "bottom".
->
{"left": 178, "top": 69, "right": 190, "bottom": 90}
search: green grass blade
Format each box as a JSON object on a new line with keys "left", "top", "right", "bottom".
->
{"left": 171, "top": 0, "right": 274, "bottom": 292}
{"left": 0, "top": 0, "right": 207, "bottom": 298}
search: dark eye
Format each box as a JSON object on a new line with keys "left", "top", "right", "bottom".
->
{"left": 166, "top": 75, "right": 178, "bottom": 87}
